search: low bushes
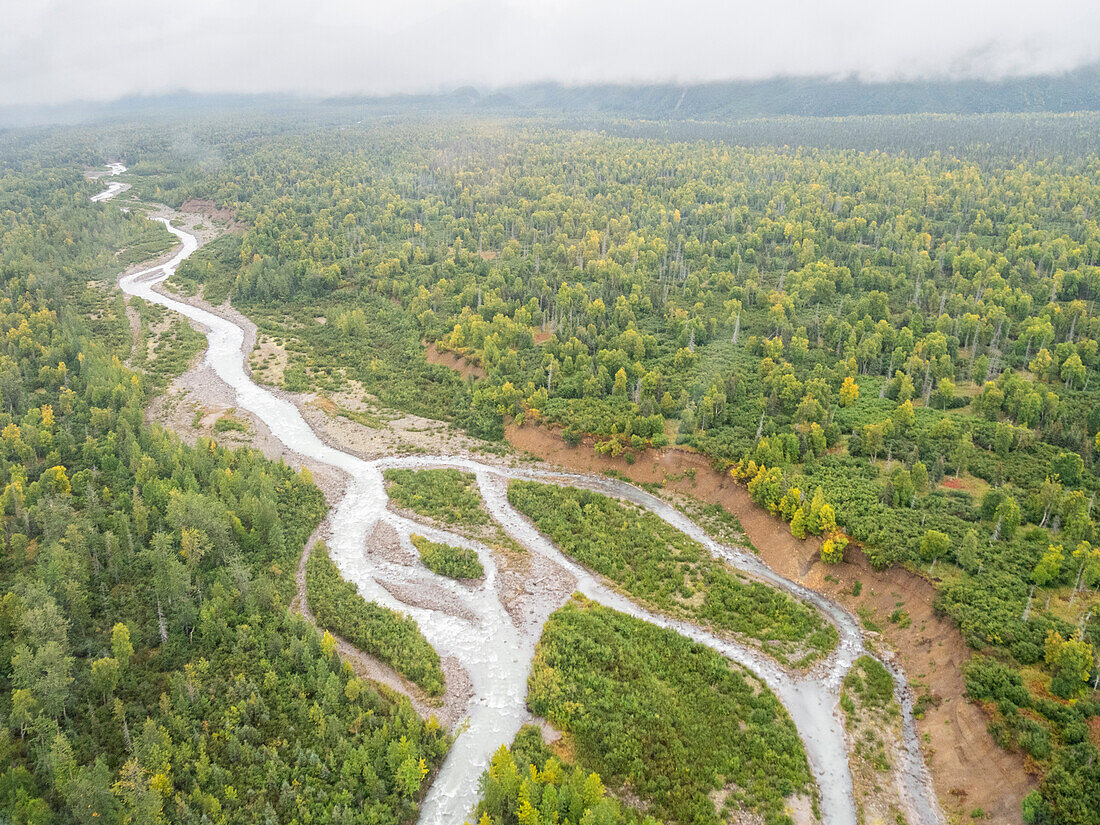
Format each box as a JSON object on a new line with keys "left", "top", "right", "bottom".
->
{"left": 305, "top": 541, "right": 445, "bottom": 695}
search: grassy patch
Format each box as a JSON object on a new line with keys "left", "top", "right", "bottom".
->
{"left": 130, "top": 296, "right": 205, "bottom": 388}
{"left": 858, "top": 606, "right": 882, "bottom": 633}
{"left": 173, "top": 232, "right": 242, "bottom": 304}
{"left": 845, "top": 655, "right": 896, "bottom": 708}
{"left": 113, "top": 220, "right": 177, "bottom": 268}
{"left": 841, "top": 656, "right": 901, "bottom": 802}
{"left": 674, "top": 497, "right": 757, "bottom": 553}
{"left": 214, "top": 411, "right": 250, "bottom": 433}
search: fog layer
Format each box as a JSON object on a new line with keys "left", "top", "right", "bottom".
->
{"left": 2, "top": 0, "right": 1098, "bottom": 106}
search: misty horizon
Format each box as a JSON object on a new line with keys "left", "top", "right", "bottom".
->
{"left": 3, "top": 0, "right": 1099, "bottom": 108}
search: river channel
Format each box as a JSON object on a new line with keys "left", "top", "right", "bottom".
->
{"left": 96, "top": 165, "right": 946, "bottom": 825}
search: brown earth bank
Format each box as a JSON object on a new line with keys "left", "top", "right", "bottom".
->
{"left": 506, "top": 421, "right": 1035, "bottom": 824}
{"left": 423, "top": 341, "right": 487, "bottom": 380}
{"left": 130, "top": 213, "right": 1027, "bottom": 819}
{"left": 179, "top": 198, "right": 246, "bottom": 231}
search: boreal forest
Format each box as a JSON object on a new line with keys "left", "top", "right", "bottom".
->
{"left": 1, "top": 92, "right": 1099, "bottom": 825}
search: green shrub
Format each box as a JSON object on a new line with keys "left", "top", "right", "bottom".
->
{"left": 306, "top": 541, "right": 445, "bottom": 695}
{"left": 385, "top": 468, "right": 489, "bottom": 525}
{"left": 844, "top": 656, "right": 895, "bottom": 708}
{"left": 529, "top": 597, "right": 814, "bottom": 825}
{"left": 410, "top": 534, "right": 484, "bottom": 579}
{"left": 509, "top": 480, "right": 837, "bottom": 664}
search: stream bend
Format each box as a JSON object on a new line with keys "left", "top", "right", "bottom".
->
{"left": 97, "top": 168, "right": 946, "bottom": 825}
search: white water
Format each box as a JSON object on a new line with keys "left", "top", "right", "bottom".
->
{"left": 90, "top": 162, "right": 130, "bottom": 202}
{"left": 95, "top": 165, "right": 945, "bottom": 825}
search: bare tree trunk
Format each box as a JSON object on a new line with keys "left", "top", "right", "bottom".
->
{"left": 1069, "top": 564, "right": 1086, "bottom": 608}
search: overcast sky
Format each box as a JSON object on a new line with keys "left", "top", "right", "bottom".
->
{"left": 2, "top": 0, "right": 1099, "bottom": 106}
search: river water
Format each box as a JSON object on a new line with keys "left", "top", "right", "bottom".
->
{"left": 96, "top": 165, "right": 946, "bottom": 825}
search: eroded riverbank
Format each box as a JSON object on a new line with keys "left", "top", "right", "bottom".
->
{"left": 95, "top": 167, "right": 946, "bottom": 825}
{"left": 505, "top": 422, "right": 1035, "bottom": 823}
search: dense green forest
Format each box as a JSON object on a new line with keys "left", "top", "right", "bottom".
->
{"left": 0, "top": 159, "right": 449, "bottom": 823}
{"left": 92, "top": 114, "right": 1100, "bottom": 821}
{"left": 528, "top": 597, "right": 815, "bottom": 825}
{"left": 4, "top": 107, "right": 1100, "bottom": 822}
{"left": 473, "top": 725, "right": 657, "bottom": 825}
{"left": 509, "top": 481, "right": 837, "bottom": 665}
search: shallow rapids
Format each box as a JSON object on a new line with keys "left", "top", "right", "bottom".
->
{"left": 96, "top": 166, "right": 946, "bottom": 825}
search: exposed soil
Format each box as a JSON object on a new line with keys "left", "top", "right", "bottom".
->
{"left": 505, "top": 422, "right": 1035, "bottom": 824}
{"left": 784, "top": 795, "right": 816, "bottom": 825}
{"left": 841, "top": 672, "right": 910, "bottom": 824}
{"left": 376, "top": 577, "right": 481, "bottom": 623}
{"left": 366, "top": 519, "right": 421, "bottom": 567}
{"left": 118, "top": 197, "right": 985, "bottom": 822}
{"left": 493, "top": 548, "right": 577, "bottom": 638}
{"left": 424, "top": 341, "right": 487, "bottom": 380}
{"left": 249, "top": 333, "right": 290, "bottom": 385}
{"left": 179, "top": 197, "right": 246, "bottom": 231}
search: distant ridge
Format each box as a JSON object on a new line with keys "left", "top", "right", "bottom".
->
{"left": 484, "top": 66, "right": 1100, "bottom": 118}
{"left": 2, "top": 65, "right": 1098, "bottom": 128}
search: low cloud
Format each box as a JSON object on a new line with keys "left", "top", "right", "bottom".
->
{"left": 2, "top": 0, "right": 1098, "bottom": 106}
